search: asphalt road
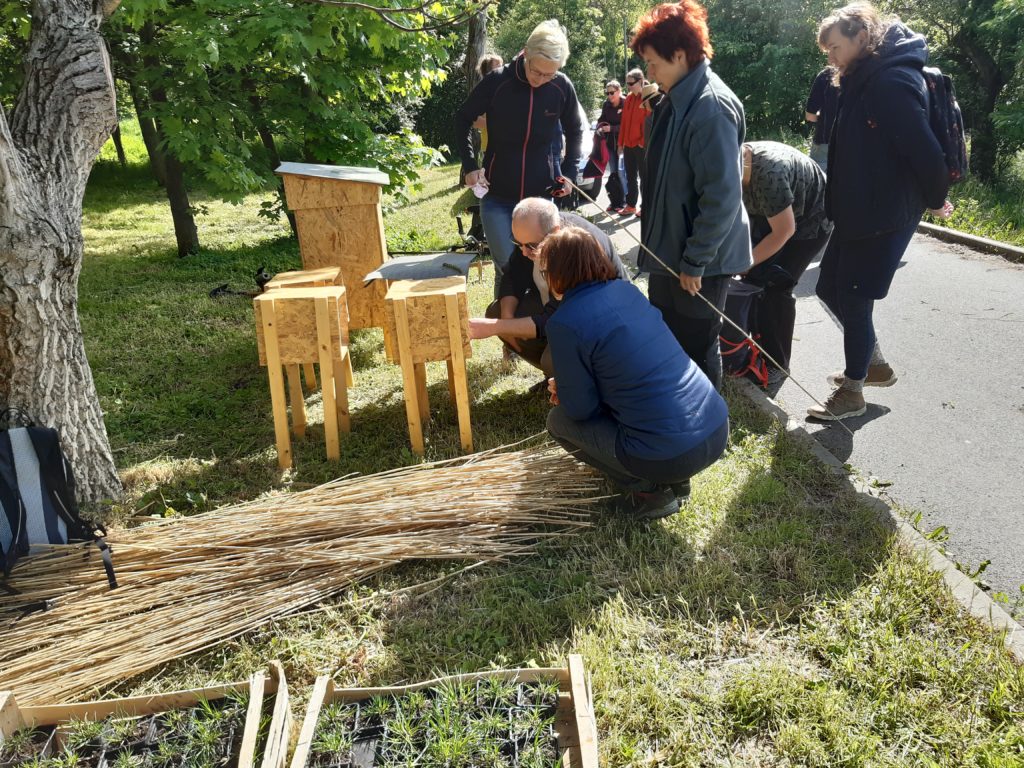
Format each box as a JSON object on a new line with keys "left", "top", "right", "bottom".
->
{"left": 580, "top": 195, "right": 1024, "bottom": 601}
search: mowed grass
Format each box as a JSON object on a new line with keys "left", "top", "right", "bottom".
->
{"left": 78, "top": 138, "right": 1024, "bottom": 765}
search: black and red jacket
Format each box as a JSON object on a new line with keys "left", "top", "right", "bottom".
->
{"left": 455, "top": 55, "right": 584, "bottom": 202}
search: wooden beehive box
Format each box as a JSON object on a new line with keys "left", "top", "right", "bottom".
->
{"left": 275, "top": 162, "right": 389, "bottom": 332}
{"left": 290, "top": 655, "right": 598, "bottom": 768}
{"left": 254, "top": 286, "right": 349, "bottom": 367}
{"left": 0, "top": 663, "right": 291, "bottom": 768}
{"left": 382, "top": 277, "right": 472, "bottom": 365}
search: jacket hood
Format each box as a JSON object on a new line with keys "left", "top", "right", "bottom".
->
{"left": 876, "top": 22, "right": 928, "bottom": 68}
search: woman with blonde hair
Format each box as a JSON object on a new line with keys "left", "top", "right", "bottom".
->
{"left": 455, "top": 21, "right": 584, "bottom": 299}
{"left": 808, "top": 2, "right": 953, "bottom": 420}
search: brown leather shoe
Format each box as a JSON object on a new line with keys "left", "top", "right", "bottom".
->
{"left": 827, "top": 363, "right": 897, "bottom": 388}
{"left": 807, "top": 386, "right": 867, "bottom": 421}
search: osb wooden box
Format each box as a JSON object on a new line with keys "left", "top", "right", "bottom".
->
{"left": 254, "top": 286, "right": 350, "bottom": 367}
{"left": 275, "top": 162, "right": 389, "bottom": 332}
{"left": 290, "top": 655, "right": 598, "bottom": 768}
{"left": 264, "top": 267, "right": 343, "bottom": 292}
{"left": 382, "top": 277, "right": 472, "bottom": 365}
{"left": 0, "top": 662, "right": 291, "bottom": 768}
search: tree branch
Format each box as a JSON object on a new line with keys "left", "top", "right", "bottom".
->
{"left": 297, "top": 0, "right": 493, "bottom": 32}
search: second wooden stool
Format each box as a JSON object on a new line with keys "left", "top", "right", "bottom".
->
{"left": 383, "top": 277, "right": 473, "bottom": 455}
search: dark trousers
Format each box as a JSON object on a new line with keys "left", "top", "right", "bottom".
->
{"left": 485, "top": 297, "right": 553, "bottom": 376}
{"left": 648, "top": 273, "right": 730, "bottom": 391}
{"left": 746, "top": 233, "right": 830, "bottom": 371}
{"left": 622, "top": 145, "right": 645, "bottom": 208}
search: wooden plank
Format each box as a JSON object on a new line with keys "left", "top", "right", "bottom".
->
{"left": 285, "top": 365, "right": 306, "bottom": 438}
{"left": 315, "top": 298, "right": 340, "bottom": 461}
{"left": 413, "top": 363, "right": 429, "bottom": 423}
{"left": 255, "top": 288, "right": 348, "bottom": 367}
{"left": 332, "top": 359, "right": 351, "bottom": 434}
{"left": 237, "top": 672, "right": 266, "bottom": 768}
{"left": 280, "top": 174, "right": 383, "bottom": 211}
{"left": 446, "top": 360, "right": 457, "bottom": 404}
{"left": 343, "top": 354, "right": 355, "bottom": 388}
{"left": 392, "top": 298, "right": 424, "bottom": 455}
{"left": 260, "top": 302, "right": 292, "bottom": 470}
{"left": 444, "top": 292, "right": 473, "bottom": 453}
{"left": 568, "top": 655, "right": 599, "bottom": 768}
{"left": 261, "top": 662, "right": 292, "bottom": 768}
{"left": 302, "top": 363, "right": 318, "bottom": 391}
{"left": 383, "top": 278, "right": 471, "bottom": 364}
{"left": 0, "top": 691, "right": 25, "bottom": 740}
{"left": 264, "top": 267, "right": 342, "bottom": 291}
{"left": 289, "top": 676, "right": 330, "bottom": 768}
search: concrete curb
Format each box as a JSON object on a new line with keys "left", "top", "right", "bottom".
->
{"left": 917, "top": 221, "right": 1024, "bottom": 263}
{"left": 736, "top": 378, "right": 1024, "bottom": 664}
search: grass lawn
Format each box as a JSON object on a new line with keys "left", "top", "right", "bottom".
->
{"left": 75, "top": 134, "right": 1024, "bottom": 765}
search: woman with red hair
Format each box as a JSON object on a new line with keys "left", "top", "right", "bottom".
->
{"left": 632, "top": 1, "right": 752, "bottom": 390}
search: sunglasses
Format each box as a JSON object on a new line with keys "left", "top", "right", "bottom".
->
{"left": 511, "top": 239, "right": 541, "bottom": 253}
{"left": 605, "top": 89, "right": 618, "bottom": 95}
{"left": 626, "top": 80, "right": 639, "bottom": 86}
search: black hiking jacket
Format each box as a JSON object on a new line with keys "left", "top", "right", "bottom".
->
{"left": 455, "top": 55, "right": 584, "bottom": 202}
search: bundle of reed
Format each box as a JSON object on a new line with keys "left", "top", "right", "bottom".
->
{"left": 0, "top": 443, "right": 603, "bottom": 705}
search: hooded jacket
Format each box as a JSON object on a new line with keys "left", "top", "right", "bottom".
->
{"left": 639, "top": 60, "right": 752, "bottom": 278}
{"left": 826, "top": 23, "right": 949, "bottom": 240}
{"left": 454, "top": 56, "right": 584, "bottom": 203}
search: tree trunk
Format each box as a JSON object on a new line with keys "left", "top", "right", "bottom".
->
{"left": 157, "top": 126, "right": 200, "bottom": 257}
{"left": 465, "top": 9, "right": 488, "bottom": 90}
{"left": 127, "top": 81, "right": 167, "bottom": 186}
{"left": 0, "top": 0, "right": 124, "bottom": 502}
{"left": 951, "top": 26, "right": 1006, "bottom": 182}
{"left": 111, "top": 124, "right": 128, "bottom": 167}
{"left": 253, "top": 110, "right": 297, "bottom": 236}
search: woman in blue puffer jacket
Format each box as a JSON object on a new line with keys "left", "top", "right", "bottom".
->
{"left": 809, "top": 3, "right": 953, "bottom": 420}
{"left": 541, "top": 226, "right": 730, "bottom": 521}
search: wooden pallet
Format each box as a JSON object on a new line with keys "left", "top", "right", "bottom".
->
{"left": 290, "top": 655, "right": 598, "bottom": 768}
{"left": 0, "top": 662, "right": 291, "bottom": 768}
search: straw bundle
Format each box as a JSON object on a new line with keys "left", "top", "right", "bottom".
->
{"left": 0, "top": 443, "right": 603, "bottom": 704}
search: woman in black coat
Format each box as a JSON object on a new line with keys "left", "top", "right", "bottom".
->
{"left": 810, "top": 2, "right": 952, "bottom": 421}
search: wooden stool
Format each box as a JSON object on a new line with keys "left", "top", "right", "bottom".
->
{"left": 264, "top": 267, "right": 344, "bottom": 388}
{"left": 383, "top": 277, "right": 472, "bottom": 455}
{"left": 254, "top": 286, "right": 353, "bottom": 469}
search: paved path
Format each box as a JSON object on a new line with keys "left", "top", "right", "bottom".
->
{"left": 578, "top": 195, "right": 1024, "bottom": 601}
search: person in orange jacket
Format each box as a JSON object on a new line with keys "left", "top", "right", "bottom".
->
{"left": 618, "top": 67, "right": 648, "bottom": 217}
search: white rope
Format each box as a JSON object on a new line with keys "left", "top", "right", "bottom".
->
{"left": 561, "top": 177, "right": 855, "bottom": 434}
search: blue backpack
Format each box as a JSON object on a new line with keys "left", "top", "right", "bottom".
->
{"left": 0, "top": 409, "right": 117, "bottom": 596}
{"left": 922, "top": 66, "right": 968, "bottom": 185}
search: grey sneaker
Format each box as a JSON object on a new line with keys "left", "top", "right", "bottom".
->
{"left": 807, "top": 386, "right": 867, "bottom": 421}
{"left": 827, "top": 363, "right": 897, "bottom": 388}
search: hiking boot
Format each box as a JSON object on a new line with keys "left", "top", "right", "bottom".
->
{"left": 670, "top": 479, "right": 691, "bottom": 500}
{"left": 621, "top": 486, "right": 680, "bottom": 520}
{"left": 827, "top": 363, "right": 897, "bottom": 388}
{"left": 807, "top": 386, "right": 867, "bottom": 421}
{"left": 620, "top": 205, "right": 637, "bottom": 216}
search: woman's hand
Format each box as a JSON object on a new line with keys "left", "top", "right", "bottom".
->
{"left": 464, "top": 169, "right": 487, "bottom": 189}
{"left": 927, "top": 200, "right": 954, "bottom": 220}
{"left": 547, "top": 377, "right": 559, "bottom": 406}
{"left": 678, "top": 273, "right": 702, "bottom": 297}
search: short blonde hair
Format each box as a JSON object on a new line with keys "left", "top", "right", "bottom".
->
{"left": 524, "top": 19, "right": 570, "bottom": 67}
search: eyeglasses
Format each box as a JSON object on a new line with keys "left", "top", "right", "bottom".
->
{"left": 626, "top": 80, "right": 639, "bottom": 86}
{"left": 526, "top": 59, "right": 558, "bottom": 82}
{"left": 605, "top": 89, "right": 618, "bottom": 95}
{"left": 511, "top": 239, "right": 541, "bottom": 253}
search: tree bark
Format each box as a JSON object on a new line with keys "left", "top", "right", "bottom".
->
{"left": 951, "top": 26, "right": 1007, "bottom": 182}
{"left": 465, "top": 8, "right": 488, "bottom": 90}
{"left": 127, "top": 81, "right": 167, "bottom": 186}
{"left": 0, "top": 0, "right": 124, "bottom": 502}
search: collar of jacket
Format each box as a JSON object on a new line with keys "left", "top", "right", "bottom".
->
{"left": 665, "top": 59, "right": 710, "bottom": 122}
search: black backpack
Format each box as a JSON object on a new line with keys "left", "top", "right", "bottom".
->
{"left": 0, "top": 409, "right": 117, "bottom": 591}
{"left": 719, "top": 279, "right": 768, "bottom": 388}
{"left": 921, "top": 66, "right": 968, "bottom": 185}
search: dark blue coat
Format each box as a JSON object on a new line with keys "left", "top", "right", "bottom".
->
{"left": 546, "top": 280, "right": 729, "bottom": 462}
{"left": 826, "top": 23, "right": 949, "bottom": 242}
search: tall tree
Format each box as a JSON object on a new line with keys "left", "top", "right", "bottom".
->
{"left": 0, "top": 0, "right": 123, "bottom": 501}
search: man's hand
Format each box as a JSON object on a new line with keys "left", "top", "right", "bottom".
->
{"left": 678, "top": 273, "right": 702, "bottom": 296}
{"left": 547, "top": 377, "right": 559, "bottom": 406}
{"left": 927, "top": 200, "right": 955, "bottom": 220}
{"left": 550, "top": 175, "right": 571, "bottom": 198}
{"left": 468, "top": 318, "right": 494, "bottom": 340}
{"left": 464, "top": 169, "right": 487, "bottom": 189}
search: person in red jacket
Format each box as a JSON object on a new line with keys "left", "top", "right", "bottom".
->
{"left": 618, "top": 68, "right": 647, "bottom": 217}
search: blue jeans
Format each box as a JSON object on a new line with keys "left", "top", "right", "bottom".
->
{"left": 479, "top": 195, "right": 517, "bottom": 300}
{"left": 815, "top": 282, "right": 876, "bottom": 381}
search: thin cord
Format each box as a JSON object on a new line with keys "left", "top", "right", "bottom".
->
{"left": 561, "top": 177, "right": 855, "bottom": 435}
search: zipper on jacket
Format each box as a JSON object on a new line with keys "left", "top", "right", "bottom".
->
{"left": 521, "top": 88, "right": 534, "bottom": 198}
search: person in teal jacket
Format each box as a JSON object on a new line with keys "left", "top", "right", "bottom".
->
{"left": 632, "top": 1, "right": 752, "bottom": 390}
{"left": 542, "top": 226, "right": 730, "bottom": 521}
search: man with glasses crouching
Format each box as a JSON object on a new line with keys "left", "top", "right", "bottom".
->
{"left": 469, "top": 197, "right": 627, "bottom": 386}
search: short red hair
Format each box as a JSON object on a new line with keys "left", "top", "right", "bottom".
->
{"left": 631, "top": 1, "right": 713, "bottom": 70}
{"left": 540, "top": 227, "right": 617, "bottom": 296}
